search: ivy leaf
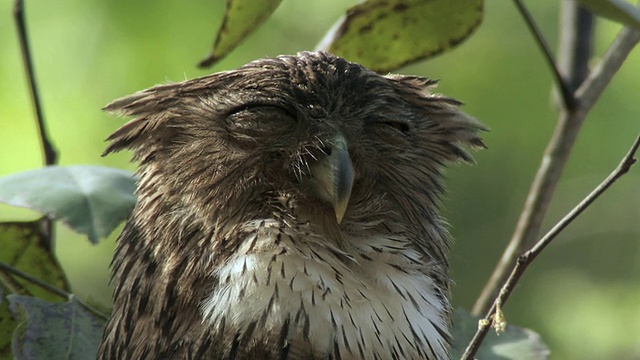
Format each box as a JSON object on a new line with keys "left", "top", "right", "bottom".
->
{"left": 8, "top": 295, "right": 105, "bottom": 360}
{"left": 450, "top": 309, "right": 550, "bottom": 359}
{"left": 317, "top": 0, "right": 484, "bottom": 73}
{"left": 199, "top": 0, "right": 283, "bottom": 67}
{"left": 0, "top": 221, "right": 71, "bottom": 300}
{"left": 578, "top": 0, "right": 640, "bottom": 29}
{"left": 0, "top": 166, "right": 136, "bottom": 244}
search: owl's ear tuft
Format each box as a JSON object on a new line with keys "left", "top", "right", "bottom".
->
{"left": 103, "top": 81, "right": 186, "bottom": 116}
{"left": 103, "top": 116, "right": 154, "bottom": 156}
{"left": 386, "top": 74, "right": 488, "bottom": 164}
{"left": 437, "top": 111, "right": 488, "bottom": 165}
{"left": 102, "top": 83, "right": 186, "bottom": 156}
{"left": 384, "top": 74, "right": 443, "bottom": 99}
{"left": 103, "top": 91, "right": 150, "bottom": 115}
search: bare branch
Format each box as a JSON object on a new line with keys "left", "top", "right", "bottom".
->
{"left": 0, "top": 261, "right": 110, "bottom": 322}
{"left": 13, "top": 0, "right": 58, "bottom": 243}
{"left": 13, "top": 0, "right": 57, "bottom": 166}
{"left": 557, "top": 1, "right": 594, "bottom": 92}
{"left": 0, "top": 261, "right": 68, "bottom": 300}
{"left": 461, "top": 134, "right": 640, "bottom": 360}
{"left": 577, "top": 24, "right": 640, "bottom": 109}
{"left": 513, "top": 0, "right": 577, "bottom": 109}
{"left": 471, "top": 2, "right": 639, "bottom": 316}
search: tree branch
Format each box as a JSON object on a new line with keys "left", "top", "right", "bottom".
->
{"left": 577, "top": 24, "right": 640, "bottom": 109}
{"left": 13, "top": 0, "right": 57, "bottom": 166}
{"left": 557, "top": 1, "right": 594, "bottom": 93}
{"left": 0, "top": 261, "right": 68, "bottom": 300}
{"left": 0, "top": 261, "right": 110, "bottom": 322}
{"left": 513, "top": 0, "right": 577, "bottom": 109}
{"left": 471, "top": 2, "right": 639, "bottom": 316}
{"left": 461, "top": 134, "right": 640, "bottom": 360}
{"left": 13, "top": 0, "right": 58, "bottom": 244}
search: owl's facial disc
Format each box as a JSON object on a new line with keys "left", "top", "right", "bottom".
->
{"left": 308, "top": 134, "right": 354, "bottom": 223}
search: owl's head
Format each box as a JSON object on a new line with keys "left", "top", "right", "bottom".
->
{"left": 105, "top": 51, "right": 485, "bottom": 246}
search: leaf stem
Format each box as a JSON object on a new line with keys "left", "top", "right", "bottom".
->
{"left": 13, "top": 0, "right": 57, "bottom": 166}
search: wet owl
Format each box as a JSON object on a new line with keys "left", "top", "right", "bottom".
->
{"left": 98, "top": 51, "right": 485, "bottom": 360}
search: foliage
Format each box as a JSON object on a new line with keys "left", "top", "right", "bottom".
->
{"left": 317, "top": 0, "right": 484, "bottom": 72}
{"left": 8, "top": 295, "right": 105, "bottom": 360}
{"left": 199, "top": 0, "right": 283, "bottom": 67}
{"left": 0, "top": 166, "right": 136, "bottom": 244}
{"left": 0, "top": 221, "right": 70, "bottom": 300}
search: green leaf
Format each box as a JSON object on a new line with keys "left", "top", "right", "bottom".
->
{"left": 8, "top": 295, "right": 105, "bottom": 360}
{"left": 0, "top": 288, "right": 18, "bottom": 359}
{"left": 317, "top": 0, "right": 483, "bottom": 73}
{"left": 0, "top": 165, "right": 136, "bottom": 244}
{"left": 579, "top": 0, "right": 640, "bottom": 29}
{"left": 450, "top": 309, "right": 550, "bottom": 359}
{"left": 0, "top": 221, "right": 71, "bottom": 300}
{"left": 199, "top": 0, "right": 283, "bottom": 67}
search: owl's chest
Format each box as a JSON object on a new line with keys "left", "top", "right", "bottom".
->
{"left": 201, "top": 225, "right": 449, "bottom": 359}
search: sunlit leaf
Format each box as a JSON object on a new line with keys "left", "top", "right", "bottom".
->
{"left": 450, "top": 309, "right": 550, "bottom": 359}
{"left": 579, "top": 0, "right": 640, "bottom": 29}
{"left": 317, "top": 0, "right": 483, "bottom": 73}
{"left": 199, "top": 0, "right": 283, "bottom": 67}
{"left": 0, "top": 221, "right": 70, "bottom": 300}
{"left": 9, "top": 295, "right": 105, "bottom": 360}
{"left": 0, "top": 166, "right": 136, "bottom": 244}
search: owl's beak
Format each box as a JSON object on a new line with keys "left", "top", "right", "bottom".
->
{"left": 309, "top": 134, "right": 354, "bottom": 224}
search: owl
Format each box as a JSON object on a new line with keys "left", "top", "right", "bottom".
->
{"left": 98, "top": 51, "right": 485, "bottom": 359}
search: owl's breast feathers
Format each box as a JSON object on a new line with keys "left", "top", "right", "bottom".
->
{"left": 98, "top": 51, "right": 485, "bottom": 359}
{"left": 202, "top": 218, "right": 451, "bottom": 359}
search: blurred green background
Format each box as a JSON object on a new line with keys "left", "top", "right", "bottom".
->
{"left": 1, "top": 1, "right": 639, "bottom": 359}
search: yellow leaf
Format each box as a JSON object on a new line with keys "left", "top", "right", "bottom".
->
{"left": 0, "top": 221, "right": 70, "bottom": 301}
{"left": 199, "top": 0, "right": 283, "bottom": 67}
{"left": 318, "top": 0, "right": 483, "bottom": 73}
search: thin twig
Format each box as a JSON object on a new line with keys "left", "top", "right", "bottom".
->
{"left": 471, "top": 4, "right": 640, "bottom": 316}
{"left": 13, "top": 0, "right": 57, "bottom": 166}
{"left": 0, "top": 261, "right": 68, "bottom": 300}
{"left": 0, "top": 266, "right": 29, "bottom": 296}
{"left": 13, "top": 0, "right": 58, "bottom": 244}
{"left": 512, "top": 0, "right": 576, "bottom": 109}
{"left": 0, "top": 261, "right": 110, "bottom": 322}
{"left": 461, "top": 135, "right": 640, "bottom": 360}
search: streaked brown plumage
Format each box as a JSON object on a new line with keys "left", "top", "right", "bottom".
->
{"left": 98, "top": 51, "right": 485, "bottom": 360}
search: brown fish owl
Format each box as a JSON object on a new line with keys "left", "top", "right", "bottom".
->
{"left": 98, "top": 51, "right": 485, "bottom": 360}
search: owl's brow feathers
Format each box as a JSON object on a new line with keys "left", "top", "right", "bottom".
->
{"left": 98, "top": 51, "right": 485, "bottom": 360}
